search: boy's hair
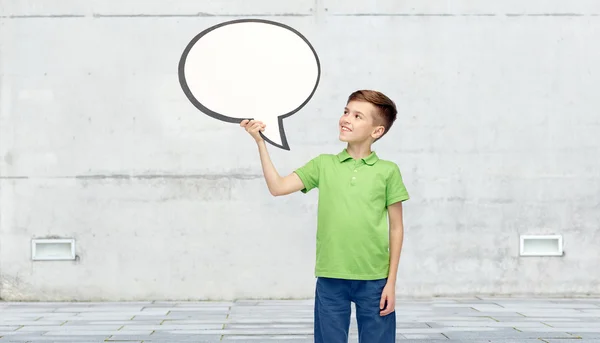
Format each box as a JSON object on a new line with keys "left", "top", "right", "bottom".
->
{"left": 347, "top": 90, "right": 397, "bottom": 140}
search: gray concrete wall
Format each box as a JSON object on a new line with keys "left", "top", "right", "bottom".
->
{"left": 1, "top": 1, "right": 599, "bottom": 301}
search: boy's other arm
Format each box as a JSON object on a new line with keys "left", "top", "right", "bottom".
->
{"left": 387, "top": 201, "right": 405, "bottom": 287}
{"left": 380, "top": 201, "right": 404, "bottom": 316}
{"left": 241, "top": 119, "right": 305, "bottom": 196}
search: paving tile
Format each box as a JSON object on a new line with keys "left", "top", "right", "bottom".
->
{"left": 53, "top": 307, "right": 143, "bottom": 313}
{"left": 102, "top": 335, "right": 155, "bottom": 341}
{"left": 221, "top": 337, "right": 313, "bottom": 341}
{"left": 516, "top": 327, "right": 600, "bottom": 332}
{"left": 396, "top": 327, "right": 500, "bottom": 334}
{"left": 543, "top": 321, "right": 600, "bottom": 328}
{"left": 0, "top": 336, "right": 110, "bottom": 342}
{"left": 150, "top": 307, "right": 230, "bottom": 313}
{"left": 569, "top": 333, "right": 600, "bottom": 338}
{"left": 17, "top": 325, "right": 123, "bottom": 332}
{"left": 518, "top": 311, "right": 600, "bottom": 317}
{"left": 396, "top": 315, "right": 493, "bottom": 321}
{"left": 43, "top": 316, "right": 133, "bottom": 321}
{"left": 443, "top": 328, "right": 576, "bottom": 339}
{"left": 77, "top": 311, "right": 169, "bottom": 317}
{"left": 0, "top": 340, "right": 103, "bottom": 343}
{"left": 0, "top": 321, "right": 65, "bottom": 326}
{"left": 153, "top": 301, "right": 234, "bottom": 306}
{"left": 0, "top": 333, "right": 110, "bottom": 343}
{"left": 429, "top": 321, "right": 549, "bottom": 328}
{"left": 42, "top": 330, "right": 153, "bottom": 336}
{"left": 121, "top": 324, "right": 225, "bottom": 330}
{"left": 152, "top": 328, "right": 315, "bottom": 335}
{"left": 224, "top": 323, "right": 311, "bottom": 330}
{"left": 142, "top": 334, "right": 224, "bottom": 341}
{"left": 0, "top": 331, "right": 45, "bottom": 336}
{"left": 0, "top": 328, "right": 20, "bottom": 332}
{"left": 163, "top": 312, "right": 229, "bottom": 319}
{"left": 33, "top": 314, "right": 79, "bottom": 319}
{"left": 501, "top": 317, "right": 583, "bottom": 322}
{"left": 142, "top": 340, "right": 221, "bottom": 343}
{"left": 61, "top": 320, "right": 163, "bottom": 325}
{"left": 506, "top": 303, "right": 600, "bottom": 309}
{"left": 161, "top": 319, "right": 229, "bottom": 324}
{"left": 401, "top": 333, "right": 449, "bottom": 339}
{"left": 2, "top": 308, "right": 55, "bottom": 313}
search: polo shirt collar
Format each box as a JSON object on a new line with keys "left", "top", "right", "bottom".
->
{"left": 337, "top": 149, "right": 379, "bottom": 165}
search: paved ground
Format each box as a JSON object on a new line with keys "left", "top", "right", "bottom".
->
{"left": 1, "top": 297, "right": 600, "bottom": 342}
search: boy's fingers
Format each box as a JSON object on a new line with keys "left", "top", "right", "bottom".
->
{"left": 252, "top": 122, "right": 264, "bottom": 131}
{"left": 380, "top": 305, "right": 389, "bottom": 316}
{"left": 380, "top": 295, "right": 386, "bottom": 310}
{"left": 240, "top": 119, "right": 265, "bottom": 136}
{"left": 252, "top": 124, "right": 265, "bottom": 133}
{"left": 380, "top": 299, "right": 395, "bottom": 316}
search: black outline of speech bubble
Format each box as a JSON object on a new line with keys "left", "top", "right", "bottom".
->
{"left": 178, "top": 19, "right": 321, "bottom": 151}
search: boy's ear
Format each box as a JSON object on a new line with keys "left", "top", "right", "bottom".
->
{"left": 371, "top": 126, "right": 385, "bottom": 139}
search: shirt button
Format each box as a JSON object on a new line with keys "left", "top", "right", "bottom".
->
{"left": 354, "top": 169, "right": 357, "bottom": 172}
{"left": 352, "top": 177, "right": 356, "bottom": 180}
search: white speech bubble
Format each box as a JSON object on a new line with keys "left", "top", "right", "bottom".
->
{"left": 178, "top": 19, "right": 321, "bottom": 150}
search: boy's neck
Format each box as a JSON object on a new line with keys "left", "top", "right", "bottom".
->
{"left": 346, "top": 142, "right": 373, "bottom": 160}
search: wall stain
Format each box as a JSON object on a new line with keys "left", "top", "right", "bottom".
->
{"left": 3, "top": 152, "right": 13, "bottom": 165}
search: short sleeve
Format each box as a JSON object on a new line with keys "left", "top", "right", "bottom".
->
{"left": 386, "top": 163, "right": 409, "bottom": 206}
{"left": 294, "top": 154, "right": 322, "bottom": 193}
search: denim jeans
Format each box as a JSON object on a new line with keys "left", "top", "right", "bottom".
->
{"left": 314, "top": 277, "right": 396, "bottom": 343}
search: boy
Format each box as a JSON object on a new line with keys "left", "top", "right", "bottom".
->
{"left": 240, "top": 90, "right": 409, "bottom": 343}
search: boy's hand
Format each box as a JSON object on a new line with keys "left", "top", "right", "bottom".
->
{"left": 240, "top": 119, "right": 265, "bottom": 143}
{"left": 379, "top": 283, "right": 396, "bottom": 316}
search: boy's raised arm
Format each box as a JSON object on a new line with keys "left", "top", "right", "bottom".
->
{"left": 241, "top": 119, "right": 305, "bottom": 196}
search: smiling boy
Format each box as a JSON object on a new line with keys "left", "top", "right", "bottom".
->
{"left": 240, "top": 90, "right": 409, "bottom": 343}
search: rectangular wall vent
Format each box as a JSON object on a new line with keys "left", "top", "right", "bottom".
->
{"left": 31, "top": 238, "right": 75, "bottom": 261}
{"left": 520, "top": 235, "right": 563, "bottom": 256}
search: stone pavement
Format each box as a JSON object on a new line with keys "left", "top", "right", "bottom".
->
{"left": 1, "top": 297, "right": 600, "bottom": 342}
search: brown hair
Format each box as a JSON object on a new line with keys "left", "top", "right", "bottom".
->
{"left": 347, "top": 90, "right": 397, "bottom": 140}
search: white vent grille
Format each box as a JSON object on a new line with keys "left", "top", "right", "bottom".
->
{"left": 520, "top": 235, "right": 563, "bottom": 256}
{"left": 31, "top": 238, "right": 75, "bottom": 261}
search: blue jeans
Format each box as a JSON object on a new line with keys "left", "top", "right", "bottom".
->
{"left": 314, "top": 277, "right": 396, "bottom": 343}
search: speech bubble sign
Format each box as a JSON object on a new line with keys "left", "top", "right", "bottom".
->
{"left": 178, "top": 19, "right": 321, "bottom": 150}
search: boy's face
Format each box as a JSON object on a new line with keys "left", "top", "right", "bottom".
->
{"left": 339, "top": 100, "right": 385, "bottom": 144}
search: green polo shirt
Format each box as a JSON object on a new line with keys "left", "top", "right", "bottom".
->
{"left": 294, "top": 149, "right": 409, "bottom": 280}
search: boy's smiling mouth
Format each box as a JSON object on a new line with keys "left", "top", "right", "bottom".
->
{"left": 341, "top": 125, "right": 352, "bottom": 132}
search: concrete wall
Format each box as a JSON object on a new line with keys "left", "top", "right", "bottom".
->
{"left": 1, "top": 0, "right": 599, "bottom": 301}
